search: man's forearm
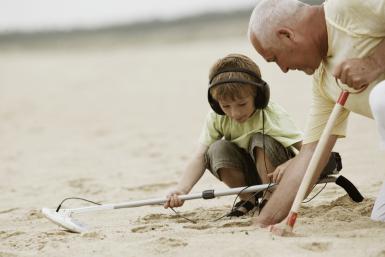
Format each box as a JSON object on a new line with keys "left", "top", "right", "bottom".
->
{"left": 255, "top": 148, "right": 314, "bottom": 226}
{"left": 369, "top": 38, "right": 385, "bottom": 76}
{"left": 254, "top": 136, "right": 338, "bottom": 226}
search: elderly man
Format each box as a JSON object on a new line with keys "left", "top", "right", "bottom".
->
{"left": 248, "top": 0, "right": 385, "bottom": 227}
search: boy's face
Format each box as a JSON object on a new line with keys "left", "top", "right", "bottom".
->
{"left": 218, "top": 95, "right": 255, "bottom": 123}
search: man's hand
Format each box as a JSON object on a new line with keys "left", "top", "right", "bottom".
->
{"left": 267, "top": 159, "right": 292, "bottom": 183}
{"left": 333, "top": 56, "right": 383, "bottom": 90}
{"left": 163, "top": 189, "right": 187, "bottom": 209}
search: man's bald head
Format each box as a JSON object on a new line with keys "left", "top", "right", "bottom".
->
{"left": 248, "top": 0, "right": 306, "bottom": 48}
{"left": 247, "top": 0, "right": 327, "bottom": 75}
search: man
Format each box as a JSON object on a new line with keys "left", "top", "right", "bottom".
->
{"left": 248, "top": 0, "right": 385, "bottom": 227}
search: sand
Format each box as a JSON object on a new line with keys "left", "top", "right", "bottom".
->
{"left": 1, "top": 32, "right": 385, "bottom": 257}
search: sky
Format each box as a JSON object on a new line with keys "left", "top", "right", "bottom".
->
{"left": 0, "top": 0, "right": 255, "bottom": 32}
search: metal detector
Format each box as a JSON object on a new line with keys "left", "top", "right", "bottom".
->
{"left": 42, "top": 157, "right": 362, "bottom": 233}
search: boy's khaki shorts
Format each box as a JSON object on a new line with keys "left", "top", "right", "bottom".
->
{"left": 205, "top": 133, "right": 294, "bottom": 186}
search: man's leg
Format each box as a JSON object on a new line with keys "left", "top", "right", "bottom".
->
{"left": 369, "top": 80, "right": 385, "bottom": 221}
{"left": 371, "top": 182, "right": 385, "bottom": 221}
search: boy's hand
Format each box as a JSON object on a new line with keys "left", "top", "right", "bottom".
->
{"left": 267, "top": 159, "right": 292, "bottom": 183}
{"left": 163, "top": 189, "right": 187, "bottom": 209}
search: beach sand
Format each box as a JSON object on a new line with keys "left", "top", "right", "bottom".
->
{"left": 1, "top": 23, "right": 385, "bottom": 257}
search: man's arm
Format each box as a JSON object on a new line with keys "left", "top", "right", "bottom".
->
{"left": 333, "top": 38, "right": 385, "bottom": 90}
{"left": 254, "top": 135, "right": 338, "bottom": 227}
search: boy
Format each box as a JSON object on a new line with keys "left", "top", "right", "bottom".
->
{"left": 164, "top": 54, "right": 302, "bottom": 216}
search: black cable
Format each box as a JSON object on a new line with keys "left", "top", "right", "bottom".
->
{"left": 258, "top": 110, "right": 273, "bottom": 215}
{"left": 55, "top": 197, "right": 101, "bottom": 212}
{"left": 169, "top": 207, "right": 197, "bottom": 224}
{"left": 213, "top": 186, "right": 256, "bottom": 222}
{"left": 302, "top": 182, "right": 328, "bottom": 203}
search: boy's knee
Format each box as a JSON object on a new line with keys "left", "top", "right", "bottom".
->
{"left": 206, "top": 140, "right": 245, "bottom": 181}
{"left": 249, "top": 133, "right": 291, "bottom": 166}
{"left": 207, "top": 140, "right": 235, "bottom": 157}
{"left": 250, "top": 133, "right": 272, "bottom": 155}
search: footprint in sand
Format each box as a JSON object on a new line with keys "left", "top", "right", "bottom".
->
{"left": 0, "top": 231, "right": 25, "bottom": 240}
{"left": 140, "top": 213, "right": 170, "bottom": 223}
{"left": 131, "top": 224, "right": 169, "bottom": 233}
{"left": 183, "top": 223, "right": 212, "bottom": 230}
{"left": 220, "top": 220, "right": 252, "bottom": 228}
{"left": 26, "top": 209, "right": 44, "bottom": 220}
{"left": 0, "top": 208, "right": 18, "bottom": 215}
{"left": 299, "top": 241, "right": 331, "bottom": 252}
{"left": 67, "top": 178, "right": 104, "bottom": 194}
{"left": 154, "top": 237, "right": 188, "bottom": 253}
{"left": 68, "top": 178, "right": 92, "bottom": 189}
{"left": 81, "top": 231, "right": 106, "bottom": 240}
{"left": 43, "top": 231, "right": 68, "bottom": 237}
{"left": 371, "top": 249, "right": 385, "bottom": 257}
{"left": 157, "top": 237, "right": 187, "bottom": 247}
{"left": 0, "top": 252, "right": 18, "bottom": 257}
{"left": 373, "top": 181, "right": 383, "bottom": 187}
{"left": 124, "top": 182, "right": 176, "bottom": 192}
{"left": 223, "top": 249, "right": 261, "bottom": 257}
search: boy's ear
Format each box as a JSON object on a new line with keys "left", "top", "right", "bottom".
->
{"left": 276, "top": 27, "right": 295, "bottom": 43}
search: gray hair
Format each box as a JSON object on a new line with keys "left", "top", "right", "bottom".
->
{"left": 248, "top": 0, "right": 306, "bottom": 47}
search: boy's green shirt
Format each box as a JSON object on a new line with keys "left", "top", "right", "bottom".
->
{"left": 199, "top": 101, "right": 303, "bottom": 151}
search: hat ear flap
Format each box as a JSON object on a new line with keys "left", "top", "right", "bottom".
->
{"left": 254, "top": 81, "right": 270, "bottom": 109}
{"left": 208, "top": 90, "right": 225, "bottom": 115}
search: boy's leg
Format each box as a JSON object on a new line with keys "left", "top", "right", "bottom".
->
{"left": 254, "top": 148, "right": 275, "bottom": 184}
{"left": 206, "top": 140, "right": 258, "bottom": 202}
{"left": 249, "top": 133, "right": 293, "bottom": 200}
{"left": 369, "top": 80, "right": 385, "bottom": 221}
{"left": 249, "top": 133, "right": 293, "bottom": 182}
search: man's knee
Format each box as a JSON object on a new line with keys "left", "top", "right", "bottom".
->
{"left": 371, "top": 182, "right": 385, "bottom": 222}
{"left": 371, "top": 209, "right": 385, "bottom": 221}
{"left": 370, "top": 81, "right": 385, "bottom": 115}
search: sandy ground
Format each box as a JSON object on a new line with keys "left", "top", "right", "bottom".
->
{"left": 1, "top": 34, "right": 385, "bottom": 257}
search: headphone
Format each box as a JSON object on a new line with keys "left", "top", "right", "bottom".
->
{"left": 207, "top": 67, "right": 270, "bottom": 115}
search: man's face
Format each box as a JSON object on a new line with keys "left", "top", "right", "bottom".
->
{"left": 250, "top": 33, "right": 322, "bottom": 75}
{"left": 218, "top": 95, "right": 255, "bottom": 123}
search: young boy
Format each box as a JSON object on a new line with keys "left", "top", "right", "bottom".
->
{"left": 164, "top": 54, "right": 302, "bottom": 216}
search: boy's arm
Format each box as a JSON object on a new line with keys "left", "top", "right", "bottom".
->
{"left": 175, "top": 144, "right": 209, "bottom": 193}
{"left": 164, "top": 144, "right": 208, "bottom": 208}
